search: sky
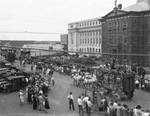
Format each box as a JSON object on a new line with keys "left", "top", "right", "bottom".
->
{"left": 0, "top": 0, "right": 136, "bottom": 41}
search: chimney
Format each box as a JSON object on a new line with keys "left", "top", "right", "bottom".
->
{"left": 118, "top": 4, "right": 122, "bottom": 9}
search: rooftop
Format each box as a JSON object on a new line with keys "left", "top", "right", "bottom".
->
{"left": 68, "top": 17, "right": 101, "bottom": 25}
{"left": 123, "top": 1, "right": 150, "bottom": 11}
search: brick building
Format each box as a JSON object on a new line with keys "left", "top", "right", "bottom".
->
{"left": 100, "top": 0, "right": 150, "bottom": 66}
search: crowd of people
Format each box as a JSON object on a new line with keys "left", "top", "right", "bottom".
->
{"left": 70, "top": 90, "right": 150, "bottom": 116}
{"left": 18, "top": 61, "right": 54, "bottom": 113}
{"left": 17, "top": 57, "right": 150, "bottom": 116}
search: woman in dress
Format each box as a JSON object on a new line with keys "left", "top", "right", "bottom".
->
{"left": 32, "top": 93, "right": 38, "bottom": 110}
{"left": 19, "top": 90, "right": 24, "bottom": 106}
{"left": 44, "top": 95, "right": 50, "bottom": 110}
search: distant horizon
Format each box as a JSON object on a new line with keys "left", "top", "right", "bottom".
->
{"left": 0, "top": 39, "right": 60, "bottom": 41}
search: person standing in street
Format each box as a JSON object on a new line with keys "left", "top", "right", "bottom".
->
{"left": 67, "top": 92, "right": 75, "bottom": 110}
{"left": 38, "top": 93, "right": 44, "bottom": 111}
{"left": 51, "top": 76, "right": 55, "bottom": 86}
{"left": 32, "top": 93, "right": 38, "bottom": 110}
{"left": 87, "top": 98, "right": 92, "bottom": 116}
{"left": 19, "top": 89, "right": 24, "bottom": 106}
{"left": 83, "top": 95, "right": 89, "bottom": 113}
{"left": 77, "top": 96, "right": 84, "bottom": 116}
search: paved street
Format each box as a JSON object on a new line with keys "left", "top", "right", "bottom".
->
{"left": 0, "top": 62, "right": 150, "bottom": 116}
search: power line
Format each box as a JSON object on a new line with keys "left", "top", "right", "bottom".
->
{"left": 0, "top": 45, "right": 150, "bottom": 57}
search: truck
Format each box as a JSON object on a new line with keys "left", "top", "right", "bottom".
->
{"left": 97, "top": 69, "right": 135, "bottom": 101}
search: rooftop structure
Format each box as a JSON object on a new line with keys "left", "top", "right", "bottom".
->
{"left": 124, "top": 1, "right": 150, "bottom": 11}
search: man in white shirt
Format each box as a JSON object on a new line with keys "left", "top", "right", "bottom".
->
{"left": 87, "top": 98, "right": 92, "bottom": 116}
{"left": 83, "top": 96, "right": 89, "bottom": 112}
{"left": 77, "top": 96, "right": 84, "bottom": 116}
{"left": 67, "top": 92, "right": 75, "bottom": 110}
{"left": 142, "top": 110, "right": 150, "bottom": 116}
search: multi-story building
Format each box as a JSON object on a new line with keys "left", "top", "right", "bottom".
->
{"left": 100, "top": 0, "right": 150, "bottom": 66}
{"left": 60, "top": 34, "right": 68, "bottom": 51}
{"left": 68, "top": 17, "right": 102, "bottom": 56}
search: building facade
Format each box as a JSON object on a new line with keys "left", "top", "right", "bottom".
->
{"left": 60, "top": 34, "right": 68, "bottom": 51}
{"left": 68, "top": 17, "right": 102, "bottom": 56}
{"left": 22, "top": 43, "right": 63, "bottom": 57}
{"left": 101, "top": 0, "right": 150, "bottom": 66}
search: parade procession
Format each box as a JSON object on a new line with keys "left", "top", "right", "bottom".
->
{"left": 0, "top": 46, "right": 150, "bottom": 116}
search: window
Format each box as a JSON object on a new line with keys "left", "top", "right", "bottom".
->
{"left": 71, "top": 33, "right": 73, "bottom": 44}
{"left": 87, "top": 48, "right": 89, "bottom": 52}
{"left": 133, "top": 36, "right": 136, "bottom": 44}
{"left": 99, "top": 38, "right": 101, "bottom": 44}
{"left": 88, "top": 38, "right": 89, "bottom": 44}
{"left": 110, "top": 38, "right": 112, "bottom": 44}
{"left": 124, "top": 37, "right": 127, "bottom": 43}
{"left": 123, "top": 20, "right": 128, "bottom": 31}
{"left": 114, "top": 21, "right": 117, "bottom": 31}
{"left": 93, "top": 38, "right": 95, "bottom": 44}
{"left": 82, "top": 38, "right": 84, "bottom": 45}
{"left": 108, "top": 22, "right": 112, "bottom": 31}
{"left": 99, "top": 49, "right": 101, "bottom": 53}
{"left": 85, "top": 38, "right": 87, "bottom": 44}
{"left": 118, "top": 21, "right": 121, "bottom": 31}
{"left": 114, "top": 37, "right": 117, "bottom": 44}
{"left": 93, "top": 48, "right": 95, "bottom": 53}
{"left": 70, "top": 25, "right": 73, "bottom": 28}
{"left": 118, "top": 37, "right": 121, "bottom": 43}
{"left": 90, "top": 38, "right": 92, "bottom": 44}
{"left": 133, "top": 18, "right": 137, "bottom": 29}
{"left": 96, "top": 38, "right": 98, "bottom": 44}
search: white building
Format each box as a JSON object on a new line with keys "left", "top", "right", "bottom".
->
{"left": 68, "top": 17, "right": 102, "bottom": 56}
{"left": 22, "top": 43, "right": 63, "bottom": 57}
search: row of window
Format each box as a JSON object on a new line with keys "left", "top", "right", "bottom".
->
{"left": 80, "top": 37, "right": 101, "bottom": 45}
{"left": 79, "top": 30, "right": 101, "bottom": 36}
{"left": 108, "top": 36, "right": 127, "bottom": 44}
{"left": 79, "top": 48, "right": 101, "bottom": 53}
{"left": 108, "top": 20, "right": 128, "bottom": 32}
{"left": 79, "top": 21, "right": 101, "bottom": 27}
{"left": 69, "top": 21, "right": 101, "bottom": 29}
